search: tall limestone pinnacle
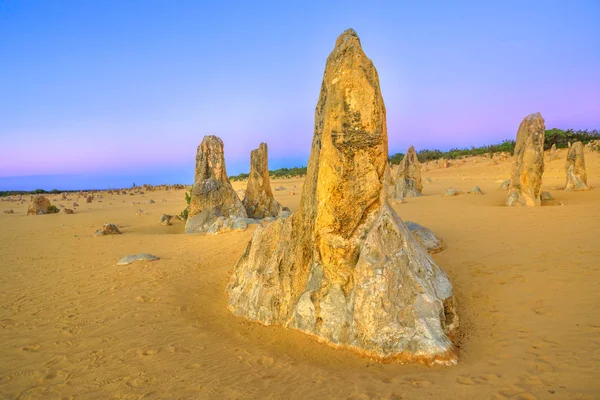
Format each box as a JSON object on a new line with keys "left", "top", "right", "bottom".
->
{"left": 507, "top": 113, "right": 545, "bottom": 206}
{"left": 185, "top": 135, "right": 247, "bottom": 233}
{"left": 227, "top": 29, "right": 458, "bottom": 364}
{"left": 564, "top": 141, "right": 588, "bottom": 191}
{"left": 392, "top": 145, "right": 423, "bottom": 199}
{"left": 243, "top": 143, "right": 285, "bottom": 218}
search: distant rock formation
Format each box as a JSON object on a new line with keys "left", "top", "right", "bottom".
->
{"left": 549, "top": 143, "right": 558, "bottom": 160}
{"left": 27, "top": 195, "right": 53, "bottom": 215}
{"left": 227, "top": 29, "right": 458, "bottom": 364}
{"left": 243, "top": 143, "right": 286, "bottom": 218}
{"left": 391, "top": 146, "right": 423, "bottom": 199}
{"left": 564, "top": 141, "right": 588, "bottom": 191}
{"left": 506, "top": 113, "right": 545, "bottom": 206}
{"left": 185, "top": 135, "right": 248, "bottom": 233}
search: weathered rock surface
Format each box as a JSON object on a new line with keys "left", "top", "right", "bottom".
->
{"left": 227, "top": 29, "right": 458, "bottom": 364}
{"left": 117, "top": 253, "right": 160, "bottom": 265}
{"left": 27, "top": 195, "right": 53, "bottom": 215}
{"left": 94, "top": 223, "right": 121, "bottom": 237}
{"left": 185, "top": 135, "right": 248, "bottom": 233}
{"left": 243, "top": 143, "right": 286, "bottom": 218}
{"left": 4, "top": 209, "right": 14, "bottom": 214}
{"left": 445, "top": 188, "right": 457, "bottom": 196}
{"left": 507, "top": 113, "right": 545, "bottom": 206}
{"left": 160, "top": 214, "right": 173, "bottom": 226}
{"left": 469, "top": 186, "right": 483, "bottom": 195}
{"left": 540, "top": 191, "right": 553, "bottom": 201}
{"left": 564, "top": 141, "right": 588, "bottom": 191}
{"left": 63, "top": 208, "right": 74, "bottom": 214}
{"left": 405, "top": 221, "right": 445, "bottom": 254}
{"left": 391, "top": 146, "right": 423, "bottom": 199}
{"left": 499, "top": 180, "right": 511, "bottom": 191}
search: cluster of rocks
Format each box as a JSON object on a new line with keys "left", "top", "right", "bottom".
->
{"left": 227, "top": 29, "right": 458, "bottom": 364}
{"left": 184, "top": 136, "right": 290, "bottom": 234}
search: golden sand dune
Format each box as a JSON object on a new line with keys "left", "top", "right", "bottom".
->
{"left": 1, "top": 148, "right": 599, "bottom": 399}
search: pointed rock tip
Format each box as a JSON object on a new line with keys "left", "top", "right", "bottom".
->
{"left": 335, "top": 28, "right": 361, "bottom": 49}
{"left": 524, "top": 112, "right": 544, "bottom": 122}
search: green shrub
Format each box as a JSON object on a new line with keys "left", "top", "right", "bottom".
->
{"left": 47, "top": 205, "right": 60, "bottom": 214}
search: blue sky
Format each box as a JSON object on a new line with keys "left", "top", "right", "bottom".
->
{"left": 1, "top": 0, "right": 599, "bottom": 190}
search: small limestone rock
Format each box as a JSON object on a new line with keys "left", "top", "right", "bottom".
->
{"left": 86, "top": 195, "right": 93, "bottom": 203}
{"left": 469, "top": 186, "right": 483, "bottom": 195}
{"left": 63, "top": 208, "right": 74, "bottom": 214}
{"left": 506, "top": 113, "right": 545, "bottom": 206}
{"left": 160, "top": 214, "right": 172, "bottom": 226}
{"left": 148, "top": 199, "right": 155, "bottom": 204}
{"left": 136, "top": 209, "right": 145, "bottom": 215}
{"left": 3, "top": 209, "right": 14, "bottom": 214}
{"left": 405, "top": 221, "right": 445, "bottom": 254}
{"left": 94, "top": 223, "right": 121, "bottom": 237}
{"left": 425, "top": 177, "right": 433, "bottom": 183}
{"left": 117, "top": 254, "right": 160, "bottom": 265}
{"left": 540, "top": 191, "right": 553, "bottom": 201}
{"left": 73, "top": 202, "right": 79, "bottom": 207}
{"left": 445, "top": 188, "right": 457, "bottom": 196}
{"left": 499, "top": 180, "right": 511, "bottom": 191}
{"left": 564, "top": 141, "right": 588, "bottom": 191}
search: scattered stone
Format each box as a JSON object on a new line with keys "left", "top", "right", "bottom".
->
{"left": 185, "top": 135, "right": 248, "bottom": 233}
{"left": 86, "top": 195, "right": 93, "bottom": 203}
{"left": 391, "top": 146, "right": 423, "bottom": 199}
{"left": 227, "top": 29, "right": 458, "bottom": 364}
{"left": 160, "top": 214, "right": 172, "bottom": 226}
{"left": 405, "top": 221, "right": 445, "bottom": 254}
{"left": 4, "top": 209, "right": 14, "bottom": 214}
{"left": 148, "top": 199, "right": 155, "bottom": 204}
{"left": 116, "top": 253, "right": 160, "bottom": 266}
{"left": 445, "top": 188, "right": 457, "bottom": 196}
{"left": 73, "top": 202, "right": 79, "bottom": 207}
{"left": 136, "top": 209, "right": 145, "bottom": 215}
{"left": 499, "top": 180, "right": 511, "bottom": 191}
{"left": 27, "top": 195, "right": 54, "bottom": 215}
{"left": 62, "top": 208, "right": 74, "bottom": 214}
{"left": 274, "top": 186, "right": 286, "bottom": 191}
{"left": 564, "top": 141, "right": 588, "bottom": 191}
{"left": 94, "top": 223, "right": 121, "bottom": 237}
{"left": 425, "top": 177, "right": 433, "bottom": 183}
{"left": 243, "top": 143, "right": 286, "bottom": 218}
{"left": 506, "top": 113, "right": 545, "bottom": 206}
{"left": 469, "top": 186, "right": 483, "bottom": 195}
{"left": 540, "top": 191, "right": 553, "bottom": 201}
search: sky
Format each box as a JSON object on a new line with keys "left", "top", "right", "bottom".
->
{"left": 1, "top": 0, "right": 599, "bottom": 190}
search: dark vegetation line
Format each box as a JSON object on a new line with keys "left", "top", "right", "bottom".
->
{"left": 2, "top": 129, "right": 598, "bottom": 196}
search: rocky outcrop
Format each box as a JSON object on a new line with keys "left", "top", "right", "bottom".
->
{"left": 391, "top": 146, "right": 423, "bottom": 199}
{"left": 564, "top": 141, "right": 588, "bottom": 191}
{"left": 185, "top": 135, "right": 248, "bottom": 233}
{"left": 227, "top": 29, "right": 458, "bottom": 364}
{"left": 27, "top": 195, "right": 53, "bottom": 215}
{"left": 243, "top": 143, "right": 286, "bottom": 218}
{"left": 506, "top": 113, "right": 545, "bottom": 206}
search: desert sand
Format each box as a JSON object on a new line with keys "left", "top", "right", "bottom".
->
{"left": 1, "top": 148, "right": 599, "bottom": 399}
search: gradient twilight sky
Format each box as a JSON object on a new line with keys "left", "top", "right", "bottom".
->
{"left": 1, "top": 1, "right": 599, "bottom": 190}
